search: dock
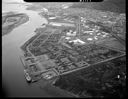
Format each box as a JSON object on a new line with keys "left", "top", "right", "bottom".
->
{"left": 20, "top": 56, "right": 32, "bottom": 83}
{"left": 20, "top": 56, "right": 27, "bottom": 69}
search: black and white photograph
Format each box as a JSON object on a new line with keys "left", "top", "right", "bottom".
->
{"left": 2, "top": 0, "right": 126, "bottom": 98}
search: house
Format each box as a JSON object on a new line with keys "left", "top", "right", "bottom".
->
{"left": 60, "top": 57, "right": 71, "bottom": 64}
{"left": 68, "top": 64, "right": 76, "bottom": 70}
{"left": 75, "top": 60, "right": 88, "bottom": 67}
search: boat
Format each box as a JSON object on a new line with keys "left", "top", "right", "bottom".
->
{"left": 24, "top": 70, "right": 32, "bottom": 83}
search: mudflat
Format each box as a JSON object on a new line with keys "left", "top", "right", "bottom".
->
{"left": 2, "top": 12, "right": 29, "bottom": 36}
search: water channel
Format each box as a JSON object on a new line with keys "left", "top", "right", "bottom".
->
{"left": 2, "top": 3, "right": 73, "bottom": 97}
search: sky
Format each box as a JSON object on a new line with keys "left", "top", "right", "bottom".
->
{"left": 2, "top": 0, "right": 24, "bottom": 3}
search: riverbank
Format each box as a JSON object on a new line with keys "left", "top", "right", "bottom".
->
{"left": 2, "top": 3, "right": 53, "bottom": 97}
{"left": 2, "top": 12, "right": 29, "bottom": 36}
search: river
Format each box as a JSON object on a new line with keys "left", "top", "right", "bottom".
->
{"left": 2, "top": 3, "right": 73, "bottom": 97}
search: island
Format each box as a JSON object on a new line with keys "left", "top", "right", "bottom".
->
{"left": 20, "top": 4, "right": 126, "bottom": 98}
{"left": 2, "top": 12, "right": 29, "bottom": 36}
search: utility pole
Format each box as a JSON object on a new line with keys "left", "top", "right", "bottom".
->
{"left": 76, "top": 15, "right": 81, "bottom": 38}
{"left": 78, "top": 15, "right": 81, "bottom": 38}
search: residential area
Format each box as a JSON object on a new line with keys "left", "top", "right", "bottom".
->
{"left": 20, "top": 7, "right": 126, "bottom": 97}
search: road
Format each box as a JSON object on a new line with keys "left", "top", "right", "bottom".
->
{"left": 59, "top": 54, "right": 125, "bottom": 76}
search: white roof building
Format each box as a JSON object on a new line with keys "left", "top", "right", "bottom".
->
{"left": 65, "top": 37, "right": 71, "bottom": 40}
{"left": 42, "top": 8, "right": 48, "bottom": 12}
{"left": 66, "top": 31, "right": 76, "bottom": 36}
{"left": 69, "top": 38, "right": 86, "bottom": 45}
{"left": 49, "top": 17, "right": 56, "bottom": 19}
{"left": 87, "top": 38, "right": 93, "bottom": 41}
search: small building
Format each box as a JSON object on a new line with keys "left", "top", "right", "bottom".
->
{"left": 66, "top": 30, "right": 76, "bottom": 36}
{"left": 42, "top": 70, "right": 58, "bottom": 80}
{"left": 36, "top": 54, "right": 49, "bottom": 62}
{"left": 94, "top": 36, "right": 98, "bottom": 40}
{"left": 60, "top": 57, "right": 71, "bottom": 64}
{"left": 72, "top": 39, "right": 86, "bottom": 45}
{"left": 68, "top": 64, "right": 76, "bottom": 70}
{"left": 29, "top": 64, "right": 40, "bottom": 72}
{"left": 87, "top": 38, "right": 93, "bottom": 41}
{"left": 65, "top": 36, "right": 71, "bottom": 40}
{"left": 75, "top": 60, "right": 88, "bottom": 67}
{"left": 49, "top": 17, "right": 56, "bottom": 19}
{"left": 37, "top": 59, "right": 56, "bottom": 71}
{"left": 25, "top": 58, "right": 36, "bottom": 65}
{"left": 97, "top": 33, "right": 101, "bottom": 35}
{"left": 69, "top": 55, "right": 78, "bottom": 62}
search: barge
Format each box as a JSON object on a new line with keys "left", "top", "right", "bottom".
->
{"left": 20, "top": 56, "right": 32, "bottom": 83}
{"left": 24, "top": 69, "right": 32, "bottom": 83}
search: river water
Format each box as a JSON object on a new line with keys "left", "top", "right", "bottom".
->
{"left": 2, "top": 3, "right": 73, "bottom": 97}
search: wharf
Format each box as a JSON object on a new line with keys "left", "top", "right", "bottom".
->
{"left": 20, "top": 56, "right": 28, "bottom": 69}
